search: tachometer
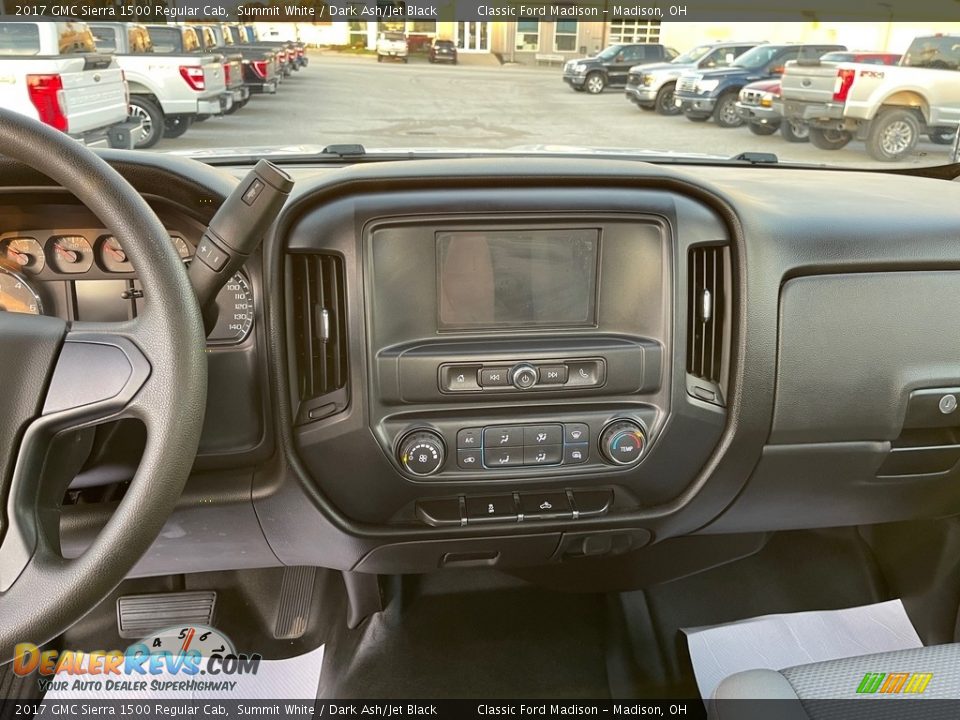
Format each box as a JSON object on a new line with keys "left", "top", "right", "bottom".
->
{"left": 171, "top": 235, "right": 192, "bottom": 261}
{"left": 0, "top": 237, "right": 45, "bottom": 275}
{"left": 208, "top": 272, "right": 254, "bottom": 344}
{"left": 47, "top": 234, "right": 93, "bottom": 274}
{"left": 0, "top": 267, "right": 42, "bottom": 315}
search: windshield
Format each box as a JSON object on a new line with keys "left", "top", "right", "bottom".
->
{"left": 595, "top": 45, "right": 624, "bottom": 60}
{"left": 672, "top": 44, "right": 714, "bottom": 64}
{"left": 4, "top": 19, "right": 957, "bottom": 170}
{"left": 732, "top": 44, "right": 783, "bottom": 69}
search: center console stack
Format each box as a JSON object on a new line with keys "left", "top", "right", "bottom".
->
{"left": 288, "top": 186, "right": 731, "bottom": 532}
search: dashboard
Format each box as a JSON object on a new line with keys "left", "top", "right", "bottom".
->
{"left": 3, "top": 150, "right": 960, "bottom": 581}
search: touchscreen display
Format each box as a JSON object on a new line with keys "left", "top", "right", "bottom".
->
{"left": 437, "top": 229, "right": 599, "bottom": 330}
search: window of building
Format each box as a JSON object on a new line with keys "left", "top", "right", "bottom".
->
{"left": 608, "top": 20, "right": 661, "bottom": 44}
{"left": 516, "top": 19, "right": 539, "bottom": 52}
{"left": 554, "top": 20, "right": 577, "bottom": 52}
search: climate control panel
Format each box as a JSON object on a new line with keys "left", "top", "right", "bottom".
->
{"left": 392, "top": 417, "right": 650, "bottom": 478}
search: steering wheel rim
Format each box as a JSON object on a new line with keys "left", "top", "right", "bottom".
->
{"left": 0, "top": 109, "right": 206, "bottom": 659}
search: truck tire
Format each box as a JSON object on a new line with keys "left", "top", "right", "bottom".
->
{"left": 929, "top": 128, "right": 957, "bottom": 145}
{"left": 128, "top": 96, "right": 163, "bottom": 150}
{"left": 748, "top": 122, "right": 779, "bottom": 136}
{"left": 585, "top": 72, "right": 606, "bottom": 94}
{"left": 162, "top": 115, "right": 192, "bottom": 140}
{"left": 780, "top": 118, "right": 810, "bottom": 143}
{"left": 866, "top": 108, "right": 920, "bottom": 162}
{"left": 809, "top": 127, "right": 852, "bottom": 150}
{"left": 655, "top": 84, "right": 680, "bottom": 115}
{"left": 714, "top": 92, "right": 743, "bottom": 128}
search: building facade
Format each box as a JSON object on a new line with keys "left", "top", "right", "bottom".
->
{"left": 292, "top": 20, "right": 960, "bottom": 61}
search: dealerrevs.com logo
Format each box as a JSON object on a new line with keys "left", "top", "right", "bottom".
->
{"left": 13, "top": 625, "right": 262, "bottom": 693}
{"left": 856, "top": 672, "right": 934, "bottom": 695}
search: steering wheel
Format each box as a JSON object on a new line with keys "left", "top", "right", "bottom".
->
{"left": 0, "top": 109, "right": 206, "bottom": 660}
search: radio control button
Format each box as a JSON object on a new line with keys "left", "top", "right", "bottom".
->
{"left": 563, "top": 443, "right": 589, "bottom": 465}
{"left": 483, "top": 426, "right": 523, "bottom": 448}
{"left": 479, "top": 367, "right": 510, "bottom": 387}
{"left": 440, "top": 364, "right": 481, "bottom": 392}
{"left": 523, "top": 444, "right": 562, "bottom": 466}
{"left": 483, "top": 447, "right": 523, "bottom": 468}
{"left": 564, "top": 423, "right": 589, "bottom": 444}
{"left": 539, "top": 365, "right": 568, "bottom": 385}
{"left": 519, "top": 492, "right": 571, "bottom": 520}
{"left": 457, "top": 428, "right": 483, "bottom": 449}
{"left": 457, "top": 449, "right": 483, "bottom": 469}
{"left": 565, "top": 360, "right": 602, "bottom": 387}
{"left": 510, "top": 363, "right": 539, "bottom": 390}
{"left": 524, "top": 424, "right": 563, "bottom": 446}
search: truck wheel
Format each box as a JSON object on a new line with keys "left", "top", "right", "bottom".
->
{"left": 809, "top": 127, "right": 851, "bottom": 150}
{"left": 714, "top": 93, "right": 743, "bottom": 128}
{"left": 928, "top": 128, "right": 957, "bottom": 145}
{"left": 128, "top": 96, "right": 163, "bottom": 150}
{"left": 781, "top": 118, "right": 810, "bottom": 143}
{"left": 162, "top": 115, "right": 192, "bottom": 140}
{"left": 585, "top": 72, "right": 606, "bottom": 94}
{"left": 866, "top": 108, "right": 920, "bottom": 162}
{"left": 748, "top": 122, "right": 779, "bottom": 136}
{"left": 655, "top": 84, "right": 680, "bottom": 115}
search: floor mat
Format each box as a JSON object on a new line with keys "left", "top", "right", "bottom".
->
{"left": 683, "top": 599, "right": 922, "bottom": 700}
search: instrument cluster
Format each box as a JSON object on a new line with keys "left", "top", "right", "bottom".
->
{"left": 0, "top": 229, "right": 254, "bottom": 345}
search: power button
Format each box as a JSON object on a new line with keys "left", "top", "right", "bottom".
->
{"left": 510, "top": 364, "right": 539, "bottom": 390}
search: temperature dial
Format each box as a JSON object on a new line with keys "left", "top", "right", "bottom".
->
{"left": 398, "top": 430, "right": 446, "bottom": 477}
{"left": 600, "top": 420, "right": 647, "bottom": 466}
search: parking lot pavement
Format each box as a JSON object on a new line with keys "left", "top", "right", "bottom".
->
{"left": 154, "top": 52, "right": 951, "bottom": 169}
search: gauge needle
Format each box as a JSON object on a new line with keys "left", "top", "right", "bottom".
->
{"left": 6, "top": 248, "right": 29, "bottom": 266}
{"left": 105, "top": 244, "right": 127, "bottom": 262}
{"left": 180, "top": 627, "right": 195, "bottom": 654}
{"left": 54, "top": 244, "right": 79, "bottom": 263}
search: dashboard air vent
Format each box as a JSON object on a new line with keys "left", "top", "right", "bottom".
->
{"left": 291, "top": 253, "right": 348, "bottom": 421}
{"left": 687, "top": 245, "right": 726, "bottom": 386}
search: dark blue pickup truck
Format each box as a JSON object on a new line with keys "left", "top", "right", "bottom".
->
{"left": 673, "top": 43, "right": 844, "bottom": 127}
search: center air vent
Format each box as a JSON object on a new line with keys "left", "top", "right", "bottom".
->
{"left": 291, "top": 253, "right": 348, "bottom": 422}
{"left": 687, "top": 245, "right": 727, "bottom": 401}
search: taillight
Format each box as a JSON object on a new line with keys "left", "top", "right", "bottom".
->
{"left": 179, "top": 65, "right": 206, "bottom": 91}
{"left": 252, "top": 60, "right": 268, "bottom": 78}
{"left": 121, "top": 69, "right": 129, "bottom": 108}
{"left": 833, "top": 68, "right": 856, "bottom": 102}
{"left": 223, "top": 63, "right": 231, "bottom": 86}
{"left": 26, "top": 74, "right": 67, "bottom": 132}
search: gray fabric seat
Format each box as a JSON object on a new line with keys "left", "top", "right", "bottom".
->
{"left": 711, "top": 643, "right": 960, "bottom": 720}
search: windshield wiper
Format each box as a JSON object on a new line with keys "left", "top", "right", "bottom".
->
{"left": 732, "top": 151, "right": 779, "bottom": 165}
{"left": 321, "top": 144, "right": 367, "bottom": 158}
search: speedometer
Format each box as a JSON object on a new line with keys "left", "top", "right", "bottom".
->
{"left": 0, "top": 267, "right": 42, "bottom": 315}
{"left": 208, "top": 272, "right": 254, "bottom": 344}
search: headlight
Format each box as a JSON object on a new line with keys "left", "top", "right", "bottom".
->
{"left": 573, "top": 63, "right": 587, "bottom": 74}
{"left": 696, "top": 79, "right": 720, "bottom": 93}
{"left": 641, "top": 74, "right": 653, "bottom": 86}
{"left": 760, "top": 92, "right": 775, "bottom": 108}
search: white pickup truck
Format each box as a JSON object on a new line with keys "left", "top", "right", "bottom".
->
{"left": 376, "top": 32, "right": 409, "bottom": 63}
{"left": 781, "top": 34, "right": 960, "bottom": 161}
{"left": 89, "top": 22, "right": 233, "bottom": 149}
{"left": 0, "top": 19, "right": 139, "bottom": 148}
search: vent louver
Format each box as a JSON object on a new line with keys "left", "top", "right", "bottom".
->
{"left": 687, "top": 245, "right": 725, "bottom": 385}
{"left": 291, "top": 253, "right": 348, "bottom": 421}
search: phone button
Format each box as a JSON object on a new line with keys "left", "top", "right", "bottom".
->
{"left": 565, "top": 360, "right": 602, "bottom": 387}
